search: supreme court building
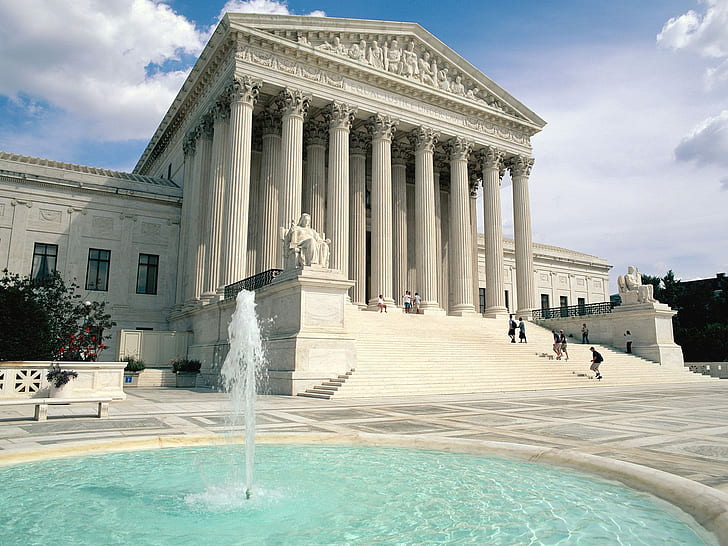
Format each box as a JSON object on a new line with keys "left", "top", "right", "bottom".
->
{"left": 0, "top": 14, "right": 611, "bottom": 373}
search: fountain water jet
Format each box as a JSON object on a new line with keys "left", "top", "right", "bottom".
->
{"left": 220, "top": 289, "right": 266, "bottom": 499}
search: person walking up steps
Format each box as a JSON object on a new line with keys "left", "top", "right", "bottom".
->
{"left": 590, "top": 347, "right": 603, "bottom": 380}
{"left": 559, "top": 330, "right": 569, "bottom": 361}
{"left": 508, "top": 315, "right": 517, "bottom": 343}
{"left": 518, "top": 317, "right": 527, "bottom": 343}
{"left": 624, "top": 330, "right": 633, "bottom": 353}
{"left": 552, "top": 330, "right": 562, "bottom": 359}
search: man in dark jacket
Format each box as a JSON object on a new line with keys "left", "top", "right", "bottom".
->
{"left": 589, "top": 347, "right": 603, "bottom": 380}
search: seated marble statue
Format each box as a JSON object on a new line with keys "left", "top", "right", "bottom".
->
{"left": 281, "top": 213, "right": 330, "bottom": 269}
{"left": 617, "top": 266, "right": 657, "bottom": 304}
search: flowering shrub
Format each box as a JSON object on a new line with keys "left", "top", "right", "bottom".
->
{"left": 0, "top": 269, "right": 115, "bottom": 361}
{"left": 46, "top": 364, "right": 79, "bottom": 388}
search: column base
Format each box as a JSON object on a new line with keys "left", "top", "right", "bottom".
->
{"left": 449, "top": 305, "right": 478, "bottom": 317}
{"left": 484, "top": 306, "right": 510, "bottom": 319}
{"left": 515, "top": 308, "right": 533, "bottom": 320}
{"left": 367, "top": 297, "right": 396, "bottom": 311}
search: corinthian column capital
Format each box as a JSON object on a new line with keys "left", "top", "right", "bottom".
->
{"left": 277, "top": 88, "right": 311, "bottom": 118}
{"left": 350, "top": 130, "right": 369, "bottom": 155}
{"left": 368, "top": 114, "right": 399, "bottom": 140}
{"left": 228, "top": 75, "right": 262, "bottom": 105}
{"left": 212, "top": 97, "right": 230, "bottom": 121}
{"left": 478, "top": 146, "right": 505, "bottom": 170}
{"left": 325, "top": 101, "right": 357, "bottom": 130}
{"left": 182, "top": 130, "right": 197, "bottom": 156}
{"left": 259, "top": 110, "right": 282, "bottom": 136}
{"left": 197, "top": 114, "right": 214, "bottom": 140}
{"left": 469, "top": 173, "right": 480, "bottom": 198}
{"left": 304, "top": 120, "right": 328, "bottom": 146}
{"left": 446, "top": 136, "right": 473, "bottom": 161}
{"left": 391, "top": 139, "right": 410, "bottom": 166}
{"left": 506, "top": 155, "right": 535, "bottom": 177}
{"left": 411, "top": 126, "right": 439, "bottom": 153}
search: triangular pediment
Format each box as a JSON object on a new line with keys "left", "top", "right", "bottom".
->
{"left": 225, "top": 13, "right": 546, "bottom": 130}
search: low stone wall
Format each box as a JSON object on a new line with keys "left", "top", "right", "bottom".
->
{"left": 0, "top": 362, "right": 126, "bottom": 400}
{"left": 686, "top": 362, "right": 728, "bottom": 379}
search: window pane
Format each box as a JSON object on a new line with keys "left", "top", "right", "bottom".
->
{"left": 136, "top": 253, "right": 159, "bottom": 295}
{"left": 32, "top": 243, "right": 58, "bottom": 280}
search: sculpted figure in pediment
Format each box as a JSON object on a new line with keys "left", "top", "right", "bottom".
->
{"left": 385, "top": 39, "right": 403, "bottom": 74}
{"left": 368, "top": 40, "right": 384, "bottom": 69}
{"left": 318, "top": 36, "right": 346, "bottom": 55}
{"left": 402, "top": 41, "right": 420, "bottom": 78}
{"left": 437, "top": 67, "right": 451, "bottom": 92}
{"left": 452, "top": 75, "right": 466, "bottom": 96}
{"left": 348, "top": 39, "right": 366, "bottom": 62}
{"left": 418, "top": 51, "right": 436, "bottom": 86}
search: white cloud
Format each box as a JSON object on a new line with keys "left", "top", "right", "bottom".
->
{"left": 675, "top": 110, "right": 728, "bottom": 167}
{"left": 0, "top": 0, "right": 205, "bottom": 141}
{"left": 657, "top": 0, "right": 728, "bottom": 87}
{"left": 216, "top": 0, "right": 326, "bottom": 19}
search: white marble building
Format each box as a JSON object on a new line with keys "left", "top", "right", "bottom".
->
{"left": 0, "top": 14, "right": 611, "bottom": 363}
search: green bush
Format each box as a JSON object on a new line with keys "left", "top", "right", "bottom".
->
{"left": 123, "top": 357, "right": 146, "bottom": 372}
{"left": 171, "top": 358, "right": 201, "bottom": 373}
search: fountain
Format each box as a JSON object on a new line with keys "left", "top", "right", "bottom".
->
{"left": 220, "top": 289, "right": 266, "bottom": 500}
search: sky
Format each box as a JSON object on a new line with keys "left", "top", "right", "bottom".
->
{"left": 0, "top": 0, "right": 726, "bottom": 292}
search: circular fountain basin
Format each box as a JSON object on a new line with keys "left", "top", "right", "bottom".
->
{"left": 0, "top": 443, "right": 714, "bottom": 544}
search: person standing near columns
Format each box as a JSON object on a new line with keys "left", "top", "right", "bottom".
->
{"left": 411, "top": 126, "right": 441, "bottom": 312}
{"left": 445, "top": 136, "right": 474, "bottom": 316}
{"left": 302, "top": 121, "right": 328, "bottom": 234}
{"left": 479, "top": 146, "right": 508, "bottom": 318}
{"left": 349, "top": 131, "right": 368, "bottom": 307}
{"left": 507, "top": 155, "right": 536, "bottom": 318}
{"left": 325, "top": 101, "right": 356, "bottom": 275}
{"left": 257, "top": 109, "right": 282, "bottom": 271}
{"left": 221, "top": 75, "right": 261, "bottom": 288}
{"left": 277, "top": 88, "right": 310, "bottom": 260}
{"left": 367, "top": 114, "right": 399, "bottom": 309}
{"left": 392, "top": 139, "right": 409, "bottom": 308}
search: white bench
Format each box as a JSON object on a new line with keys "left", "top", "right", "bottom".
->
{"left": 0, "top": 397, "right": 112, "bottom": 421}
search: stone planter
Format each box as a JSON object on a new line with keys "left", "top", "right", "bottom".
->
{"left": 123, "top": 371, "right": 141, "bottom": 388}
{"left": 175, "top": 372, "right": 198, "bottom": 388}
{"left": 49, "top": 382, "right": 74, "bottom": 399}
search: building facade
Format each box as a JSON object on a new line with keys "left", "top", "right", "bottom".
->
{"left": 0, "top": 14, "right": 611, "bottom": 362}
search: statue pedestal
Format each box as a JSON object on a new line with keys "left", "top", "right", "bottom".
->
{"left": 612, "top": 302, "right": 684, "bottom": 369}
{"left": 255, "top": 266, "right": 356, "bottom": 395}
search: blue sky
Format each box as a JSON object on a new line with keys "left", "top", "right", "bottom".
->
{"left": 0, "top": 0, "right": 726, "bottom": 290}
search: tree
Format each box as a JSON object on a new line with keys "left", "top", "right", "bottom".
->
{"left": 0, "top": 269, "right": 115, "bottom": 361}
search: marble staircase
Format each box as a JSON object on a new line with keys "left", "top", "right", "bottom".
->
{"left": 297, "top": 308, "right": 716, "bottom": 399}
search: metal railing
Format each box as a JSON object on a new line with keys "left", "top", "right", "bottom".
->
{"left": 532, "top": 301, "right": 616, "bottom": 320}
{"left": 223, "top": 269, "right": 283, "bottom": 301}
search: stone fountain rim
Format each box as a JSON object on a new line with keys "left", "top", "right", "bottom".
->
{"left": 0, "top": 432, "right": 725, "bottom": 543}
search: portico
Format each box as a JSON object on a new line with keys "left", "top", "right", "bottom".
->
{"left": 137, "top": 14, "right": 545, "bottom": 318}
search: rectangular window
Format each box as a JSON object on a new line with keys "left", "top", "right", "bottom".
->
{"left": 560, "top": 296, "right": 569, "bottom": 317}
{"left": 136, "top": 253, "right": 159, "bottom": 295}
{"left": 505, "top": 290, "right": 510, "bottom": 312}
{"left": 578, "top": 297, "right": 586, "bottom": 315}
{"left": 479, "top": 288, "right": 485, "bottom": 314}
{"left": 540, "top": 294, "right": 550, "bottom": 310}
{"left": 86, "top": 249, "right": 111, "bottom": 291}
{"left": 31, "top": 243, "right": 58, "bottom": 280}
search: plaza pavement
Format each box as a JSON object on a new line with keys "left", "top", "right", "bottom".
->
{"left": 1, "top": 382, "right": 728, "bottom": 492}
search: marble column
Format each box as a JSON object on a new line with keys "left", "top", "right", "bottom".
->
{"left": 349, "top": 131, "right": 368, "bottom": 307}
{"left": 446, "top": 137, "right": 475, "bottom": 315}
{"left": 469, "top": 173, "right": 480, "bottom": 313}
{"left": 433, "top": 160, "right": 444, "bottom": 313}
{"left": 189, "top": 116, "right": 213, "bottom": 301}
{"left": 508, "top": 155, "right": 536, "bottom": 317}
{"left": 221, "top": 76, "right": 260, "bottom": 287}
{"left": 480, "top": 147, "right": 508, "bottom": 318}
{"left": 302, "top": 121, "right": 327, "bottom": 234}
{"left": 391, "top": 139, "right": 408, "bottom": 305}
{"left": 277, "top": 88, "right": 310, "bottom": 246}
{"left": 176, "top": 131, "right": 197, "bottom": 304}
{"left": 326, "top": 101, "right": 356, "bottom": 275}
{"left": 367, "top": 114, "right": 399, "bottom": 308}
{"left": 412, "top": 126, "right": 441, "bottom": 311}
{"left": 439, "top": 181, "right": 450, "bottom": 314}
{"left": 257, "top": 110, "right": 282, "bottom": 271}
{"left": 203, "top": 97, "right": 230, "bottom": 298}
{"left": 246, "top": 129, "right": 262, "bottom": 278}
